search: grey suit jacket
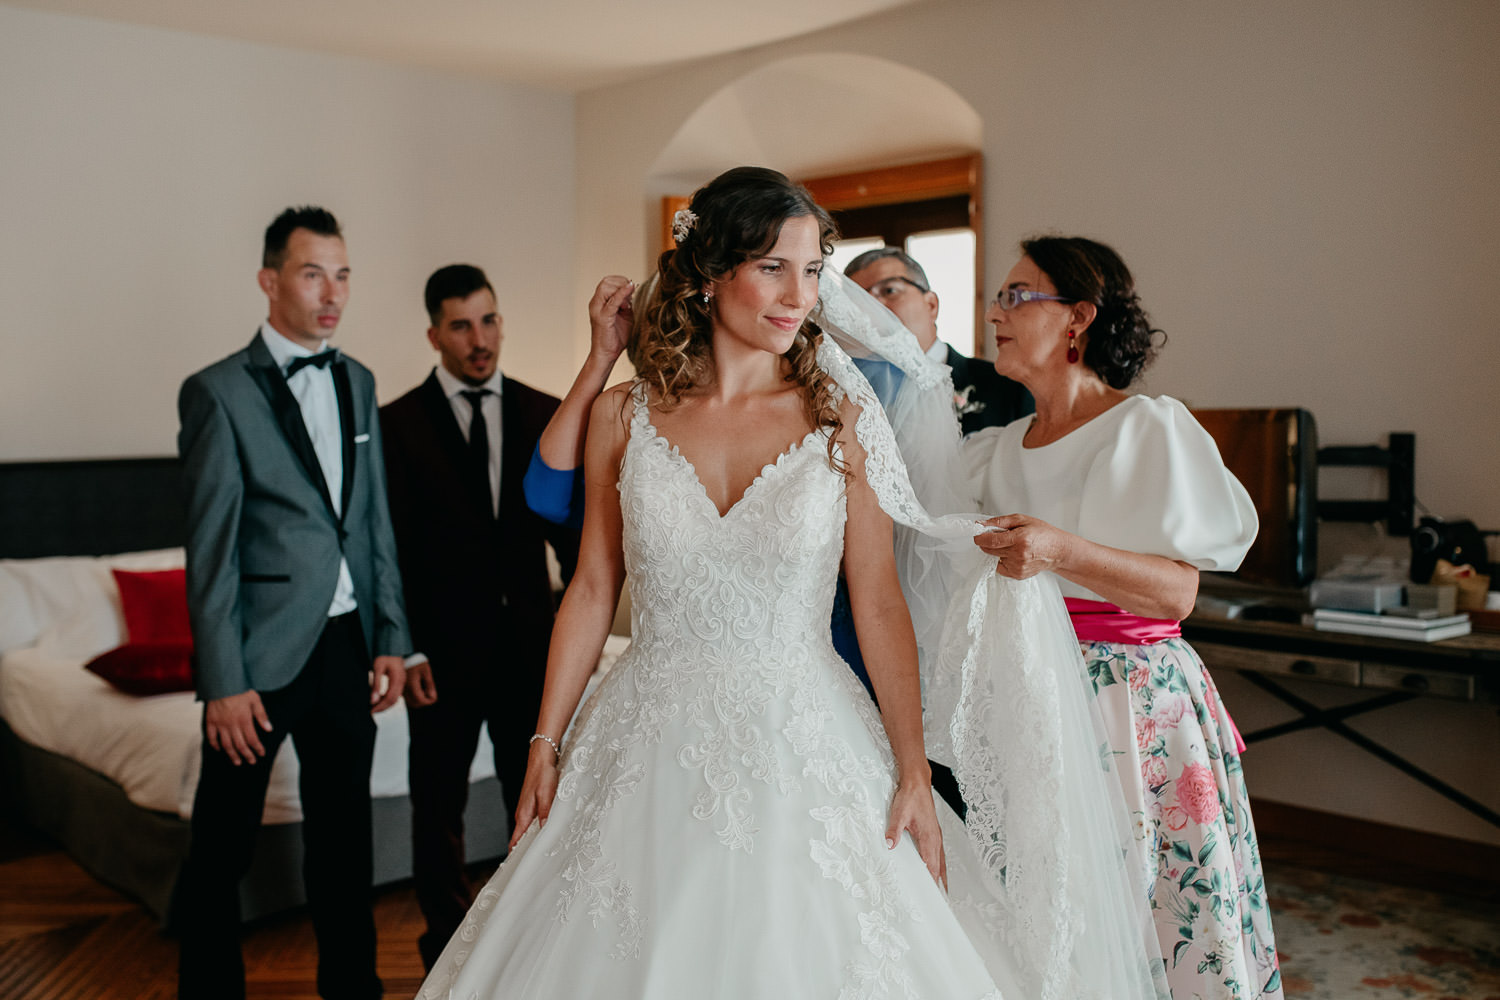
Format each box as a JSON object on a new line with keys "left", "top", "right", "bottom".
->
{"left": 177, "top": 333, "right": 412, "bottom": 701}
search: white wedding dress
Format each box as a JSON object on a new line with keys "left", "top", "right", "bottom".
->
{"left": 419, "top": 386, "right": 1019, "bottom": 999}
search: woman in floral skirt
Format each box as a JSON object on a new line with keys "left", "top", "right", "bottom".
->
{"left": 966, "top": 235, "right": 1282, "bottom": 1000}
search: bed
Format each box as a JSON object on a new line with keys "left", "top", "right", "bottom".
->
{"left": 0, "top": 457, "right": 626, "bottom": 924}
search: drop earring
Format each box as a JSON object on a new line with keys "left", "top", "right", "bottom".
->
{"left": 702, "top": 290, "right": 711, "bottom": 304}
{"left": 1066, "top": 330, "right": 1079, "bottom": 364}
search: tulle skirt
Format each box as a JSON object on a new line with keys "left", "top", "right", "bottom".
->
{"left": 415, "top": 650, "right": 1016, "bottom": 1000}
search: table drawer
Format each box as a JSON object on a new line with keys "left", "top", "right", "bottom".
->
{"left": 1195, "top": 642, "right": 1361, "bottom": 685}
{"left": 1360, "top": 663, "right": 1475, "bottom": 701}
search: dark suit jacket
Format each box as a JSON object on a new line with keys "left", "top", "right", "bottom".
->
{"left": 946, "top": 345, "right": 1034, "bottom": 436}
{"left": 177, "top": 334, "right": 412, "bottom": 701}
{"left": 380, "top": 371, "right": 580, "bottom": 698}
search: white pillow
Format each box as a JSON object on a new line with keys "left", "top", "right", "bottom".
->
{"left": 0, "top": 548, "right": 186, "bottom": 661}
{"left": 0, "top": 564, "right": 40, "bottom": 654}
{"left": 101, "top": 548, "right": 186, "bottom": 572}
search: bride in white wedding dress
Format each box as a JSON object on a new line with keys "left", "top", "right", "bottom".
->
{"left": 416, "top": 167, "right": 1162, "bottom": 1000}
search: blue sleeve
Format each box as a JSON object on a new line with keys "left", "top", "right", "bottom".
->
{"left": 524, "top": 442, "right": 585, "bottom": 531}
{"left": 851, "top": 357, "right": 905, "bottom": 411}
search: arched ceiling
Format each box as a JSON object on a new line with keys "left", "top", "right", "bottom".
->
{"left": 649, "top": 53, "right": 981, "bottom": 190}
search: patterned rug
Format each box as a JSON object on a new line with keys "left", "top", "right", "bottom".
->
{"left": 1268, "top": 864, "right": 1500, "bottom": 999}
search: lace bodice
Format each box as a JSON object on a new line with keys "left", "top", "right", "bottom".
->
{"left": 619, "top": 389, "right": 848, "bottom": 669}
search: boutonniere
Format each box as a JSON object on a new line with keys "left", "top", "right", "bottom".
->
{"left": 954, "top": 384, "right": 986, "bottom": 418}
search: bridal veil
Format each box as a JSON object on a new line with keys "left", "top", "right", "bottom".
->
{"left": 814, "top": 270, "right": 1167, "bottom": 1000}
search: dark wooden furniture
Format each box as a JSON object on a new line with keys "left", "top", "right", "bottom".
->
{"left": 1192, "top": 409, "right": 1319, "bottom": 588}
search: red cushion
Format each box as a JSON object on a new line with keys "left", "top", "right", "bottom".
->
{"left": 85, "top": 641, "right": 195, "bottom": 696}
{"left": 112, "top": 568, "right": 191, "bottom": 644}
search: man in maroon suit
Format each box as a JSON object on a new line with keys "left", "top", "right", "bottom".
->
{"left": 380, "top": 264, "right": 580, "bottom": 969}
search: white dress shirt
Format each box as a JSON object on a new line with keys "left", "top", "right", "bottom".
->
{"left": 258, "top": 322, "right": 358, "bottom": 617}
{"left": 433, "top": 364, "right": 503, "bottom": 518}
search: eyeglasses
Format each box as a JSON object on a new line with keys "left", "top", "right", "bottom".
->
{"left": 991, "top": 288, "right": 1074, "bottom": 311}
{"left": 866, "top": 276, "right": 930, "bottom": 301}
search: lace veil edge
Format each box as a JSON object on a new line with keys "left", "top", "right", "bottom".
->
{"left": 814, "top": 270, "right": 1168, "bottom": 1000}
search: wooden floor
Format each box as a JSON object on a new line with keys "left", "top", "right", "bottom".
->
{"left": 3, "top": 806, "right": 1496, "bottom": 999}
{"left": 0, "top": 815, "right": 491, "bottom": 1000}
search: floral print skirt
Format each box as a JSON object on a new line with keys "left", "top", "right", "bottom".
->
{"left": 1082, "top": 637, "right": 1283, "bottom": 1000}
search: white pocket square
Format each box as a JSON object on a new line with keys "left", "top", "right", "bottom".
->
{"left": 354, "top": 433, "right": 370, "bottom": 443}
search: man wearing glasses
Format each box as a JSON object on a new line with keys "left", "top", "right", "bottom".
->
{"left": 845, "top": 247, "right": 1033, "bottom": 434}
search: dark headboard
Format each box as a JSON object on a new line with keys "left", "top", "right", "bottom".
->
{"left": 0, "top": 457, "right": 185, "bottom": 558}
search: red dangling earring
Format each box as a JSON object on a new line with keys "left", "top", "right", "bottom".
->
{"left": 1066, "top": 330, "right": 1079, "bottom": 364}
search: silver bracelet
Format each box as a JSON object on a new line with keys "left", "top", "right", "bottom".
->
{"left": 529, "top": 732, "right": 561, "bottom": 758}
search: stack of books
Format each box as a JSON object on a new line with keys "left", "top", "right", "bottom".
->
{"left": 1310, "top": 608, "right": 1472, "bottom": 642}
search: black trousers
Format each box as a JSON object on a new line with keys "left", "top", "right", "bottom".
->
{"left": 406, "top": 645, "right": 540, "bottom": 971}
{"left": 176, "top": 612, "right": 380, "bottom": 1000}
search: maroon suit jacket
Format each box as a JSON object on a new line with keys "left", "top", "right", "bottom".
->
{"left": 380, "top": 371, "right": 579, "bottom": 700}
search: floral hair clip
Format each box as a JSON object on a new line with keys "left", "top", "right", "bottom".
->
{"left": 672, "top": 208, "right": 698, "bottom": 244}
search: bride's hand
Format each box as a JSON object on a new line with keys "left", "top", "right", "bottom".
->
{"left": 509, "top": 740, "right": 562, "bottom": 850}
{"left": 886, "top": 774, "right": 947, "bottom": 890}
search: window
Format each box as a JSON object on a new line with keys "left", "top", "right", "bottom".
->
{"left": 803, "top": 155, "right": 984, "bottom": 356}
{"left": 829, "top": 227, "right": 976, "bottom": 354}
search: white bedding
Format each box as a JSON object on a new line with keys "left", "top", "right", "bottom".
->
{"left": 0, "top": 640, "right": 453, "bottom": 823}
{"left": 0, "top": 547, "right": 630, "bottom": 825}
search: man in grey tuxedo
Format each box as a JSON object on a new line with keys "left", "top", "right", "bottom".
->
{"left": 845, "top": 247, "right": 1033, "bottom": 434}
{"left": 174, "top": 206, "right": 410, "bottom": 1000}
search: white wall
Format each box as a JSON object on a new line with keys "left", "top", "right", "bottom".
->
{"left": 572, "top": 0, "right": 1500, "bottom": 845}
{"left": 574, "top": 0, "right": 1500, "bottom": 534}
{"left": 0, "top": 5, "right": 576, "bottom": 460}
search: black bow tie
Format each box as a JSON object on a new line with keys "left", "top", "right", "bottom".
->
{"left": 285, "top": 350, "right": 338, "bottom": 378}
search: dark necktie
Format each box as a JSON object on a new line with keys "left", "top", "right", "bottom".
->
{"left": 461, "top": 389, "right": 493, "bottom": 515}
{"left": 285, "top": 349, "right": 337, "bottom": 378}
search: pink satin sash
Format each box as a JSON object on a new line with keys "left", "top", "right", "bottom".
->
{"left": 1065, "top": 598, "right": 1248, "bottom": 755}
{"left": 1064, "top": 597, "right": 1182, "bottom": 644}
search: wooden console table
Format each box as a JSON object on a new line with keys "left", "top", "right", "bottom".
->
{"left": 1182, "top": 614, "right": 1500, "bottom": 828}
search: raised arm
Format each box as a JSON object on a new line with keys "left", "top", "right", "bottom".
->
{"left": 538, "top": 276, "right": 632, "bottom": 469}
{"left": 524, "top": 276, "right": 633, "bottom": 525}
{"left": 511, "top": 384, "right": 632, "bottom": 846}
{"left": 838, "top": 404, "right": 945, "bottom": 888}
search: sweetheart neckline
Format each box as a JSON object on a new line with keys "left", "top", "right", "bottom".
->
{"left": 633, "top": 406, "right": 824, "bottom": 521}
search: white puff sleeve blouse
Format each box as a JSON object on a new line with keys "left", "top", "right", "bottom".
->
{"left": 962, "top": 395, "right": 1258, "bottom": 603}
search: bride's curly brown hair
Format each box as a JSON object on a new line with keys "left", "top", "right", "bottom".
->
{"left": 629, "top": 166, "right": 847, "bottom": 473}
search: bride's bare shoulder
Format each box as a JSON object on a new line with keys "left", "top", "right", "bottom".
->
{"left": 587, "top": 381, "right": 639, "bottom": 439}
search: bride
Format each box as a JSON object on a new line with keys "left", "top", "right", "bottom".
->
{"left": 416, "top": 167, "right": 1162, "bottom": 1000}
